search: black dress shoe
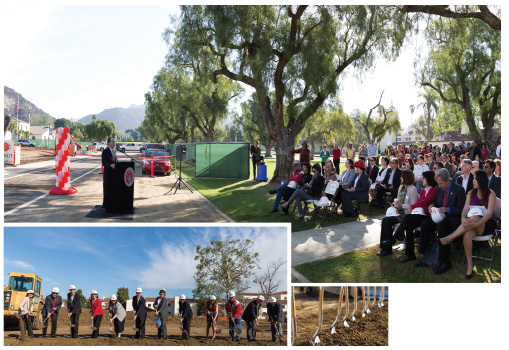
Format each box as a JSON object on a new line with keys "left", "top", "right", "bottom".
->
{"left": 399, "top": 256, "right": 416, "bottom": 263}
{"left": 414, "top": 261, "right": 425, "bottom": 268}
{"left": 268, "top": 208, "right": 278, "bottom": 213}
{"left": 268, "top": 189, "right": 277, "bottom": 194}
{"left": 466, "top": 271, "right": 474, "bottom": 280}
{"left": 377, "top": 249, "right": 392, "bottom": 257}
{"left": 434, "top": 261, "right": 451, "bottom": 275}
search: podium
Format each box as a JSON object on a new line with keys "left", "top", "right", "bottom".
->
{"left": 103, "top": 161, "right": 135, "bottom": 214}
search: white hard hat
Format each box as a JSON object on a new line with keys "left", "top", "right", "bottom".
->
{"left": 210, "top": 295, "right": 216, "bottom": 300}
{"left": 27, "top": 290, "right": 34, "bottom": 294}
{"left": 387, "top": 143, "right": 392, "bottom": 147}
{"left": 317, "top": 196, "right": 329, "bottom": 206}
{"left": 431, "top": 207, "right": 446, "bottom": 223}
{"left": 411, "top": 207, "right": 426, "bottom": 216}
{"left": 180, "top": 295, "right": 186, "bottom": 300}
{"left": 257, "top": 295, "right": 265, "bottom": 301}
{"left": 52, "top": 287, "right": 59, "bottom": 293}
{"left": 136, "top": 288, "right": 142, "bottom": 293}
{"left": 69, "top": 285, "right": 76, "bottom": 290}
{"left": 467, "top": 206, "right": 485, "bottom": 218}
{"left": 385, "top": 207, "right": 399, "bottom": 217}
{"left": 159, "top": 288, "right": 166, "bottom": 293}
{"left": 91, "top": 290, "right": 98, "bottom": 295}
{"left": 110, "top": 295, "right": 117, "bottom": 301}
{"left": 288, "top": 180, "right": 297, "bottom": 189}
{"left": 228, "top": 291, "right": 236, "bottom": 298}
{"left": 370, "top": 183, "right": 376, "bottom": 190}
{"left": 270, "top": 297, "right": 277, "bottom": 303}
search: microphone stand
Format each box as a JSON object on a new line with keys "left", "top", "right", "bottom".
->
{"left": 117, "top": 149, "right": 143, "bottom": 167}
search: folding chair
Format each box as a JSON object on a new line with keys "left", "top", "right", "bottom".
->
{"left": 311, "top": 181, "right": 340, "bottom": 225}
{"left": 458, "top": 197, "right": 501, "bottom": 271}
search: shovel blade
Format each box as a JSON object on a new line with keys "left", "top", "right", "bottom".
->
{"left": 361, "top": 312, "right": 366, "bottom": 318}
{"left": 366, "top": 308, "right": 371, "bottom": 314}
{"left": 311, "top": 336, "right": 320, "bottom": 345}
{"left": 351, "top": 315, "right": 356, "bottom": 322}
{"left": 343, "top": 320, "right": 349, "bottom": 328}
{"left": 330, "top": 326, "right": 336, "bottom": 335}
{"left": 216, "top": 329, "right": 222, "bottom": 333}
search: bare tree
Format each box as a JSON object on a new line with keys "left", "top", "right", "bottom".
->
{"left": 254, "top": 259, "right": 286, "bottom": 301}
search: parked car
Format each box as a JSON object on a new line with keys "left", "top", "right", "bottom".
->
{"left": 91, "top": 142, "right": 108, "bottom": 151}
{"left": 142, "top": 143, "right": 166, "bottom": 156}
{"left": 142, "top": 150, "right": 172, "bottom": 176}
{"left": 18, "top": 139, "right": 35, "bottom": 147}
{"left": 119, "top": 143, "right": 143, "bottom": 153}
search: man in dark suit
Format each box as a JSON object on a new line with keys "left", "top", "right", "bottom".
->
{"left": 417, "top": 169, "right": 466, "bottom": 275}
{"left": 179, "top": 295, "right": 193, "bottom": 340}
{"left": 66, "top": 285, "right": 81, "bottom": 338}
{"left": 154, "top": 289, "right": 169, "bottom": 340}
{"left": 373, "top": 158, "right": 401, "bottom": 208}
{"left": 365, "top": 157, "right": 379, "bottom": 183}
{"left": 43, "top": 287, "right": 62, "bottom": 338}
{"left": 456, "top": 159, "right": 474, "bottom": 193}
{"left": 267, "top": 297, "right": 284, "bottom": 343}
{"left": 469, "top": 141, "right": 482, "bottom": 161}
{"left": 102, "top": 137, "right": 118, "bottom": 210}
{"left": 242, "top": 296, "right": 263, "bottom": 342}
{"left": 485, "top": 160, "right": 501, "bottom": 198}
{"left": 132, "top": 288, "right": 147, "bottom": 339}
{"left": 440, "top": 154, "right": 454, "bottom": 176}
{"left": 341, "top": 161, "right": 371, "bottom": 217}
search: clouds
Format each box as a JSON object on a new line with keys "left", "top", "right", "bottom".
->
{"left": 4, "top": 258, "right": 36, "bottom": 271}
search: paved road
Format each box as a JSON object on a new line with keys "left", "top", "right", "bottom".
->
{"left": 291, "top": 215, "right": 385, "bottom": 266}
{"left": 4, "top": 153, "right": 232, "bottom": 223}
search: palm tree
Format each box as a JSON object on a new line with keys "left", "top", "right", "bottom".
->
{"left": 409, "top": 104, "right": 415, "bottom": 126}
{"left": 419, "top": 92, "right": 439, "bottom": 141}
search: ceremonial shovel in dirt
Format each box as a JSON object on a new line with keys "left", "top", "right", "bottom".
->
{"left": 133, "top": 317, "right": 139, "bottom": 332}
{"left": 291, "top": 287, "right": 297, "bottom": 345}
{"left": 361, "top": 287, "right": 367, "bottom": 317}
{"left": 378, "top": 287, "right": 385, "bottom": 308}
{"left": 329, "top": 287, "right": 344, "bottom": 335}
{"left": 365, "top": 287, "right": 371, "bottom": 314}
{"left": 42, "top": 315, "right": 51, "bottom": 328}
{"left": 213, "top": 318, "right": 222, "bottom": 333}
{"left": 341, "top": 286, "right": 350, "bottom": 328}
{"left": 350, "top": 287, "right": 358, "bottom": 322}
{"left": 371, "top": 286, "right": 377, "bottom": 309}
{"left": 68, "top": 315, "right": 75, "bottom": 327}
{"left": 310, "top": 286, "right": 324, "bottom": 346}
{"left": 90, "top": 319, "right": 97, "bottom": 330}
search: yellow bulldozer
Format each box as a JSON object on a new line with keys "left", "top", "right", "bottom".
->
{"left": 4, "top": 272, "right": 45, "bottom": 332}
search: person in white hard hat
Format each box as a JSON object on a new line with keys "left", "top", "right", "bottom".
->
{"left": 43, "top": 287, "right": 62, "bottom": 337}
{"left": 90, "top": 290, "right": 103, "bottom": 338}
{"left": 205, "top": 295, "right": 219, "bottom": 341}
{"left": 439, "top": 170, "right": 497, "bottom": 279}
{"left": 179, "top": 295, "right": 193, "bottom": 340}
{"left": 377, "top": 170, "right": 419, "bottom": 257}
{"left": 132, "top": 287, "right": 147, "bottom": 339}
{"left": 109, "top": 295, "right": 126, "bottom": 339}
{"left": 67, "top": 285, "right": 81, "bottom": 338}
{"left": 242, "top": 295, "right": 264, "bottom": 342}
{"left": 225, "top": 291, "right": 242, "bottom": 342}
{"left": 267, "top": 296, "right": 284, "bottom": 343}
{"left": 419, "top": 168, "right": 466, "bottom": 275}
{"left": 19, "top": 290, "right": 35, "bottom": 338}
{"left": 154, "top": 289, "right": 169, "bottom": 339}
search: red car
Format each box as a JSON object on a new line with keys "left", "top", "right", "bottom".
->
{"left": 142, "top": 150, "right": 172, "bottom": 175}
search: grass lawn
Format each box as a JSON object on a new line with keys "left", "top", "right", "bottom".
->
{"left": 293, "top": 242, "right": 501, "bottom": 283}
{"left": 171, "top": 156, "right": 386, "bottom": 232}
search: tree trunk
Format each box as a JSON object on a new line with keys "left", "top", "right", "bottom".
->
{"left": 264, "top": 136, "right": 272, "bottom": 157}
{"left": 273, "top": 133, "right": 297, "bottom": 182}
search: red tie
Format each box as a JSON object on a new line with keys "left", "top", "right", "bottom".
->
{"left": 53, "top": 298, "right": 56, "bottom": 308}
{"left": 443, "top": 189, "right": 448, "bottom": 207}
{"left": 369, "top": 167, "right": 373, "bottom": 178}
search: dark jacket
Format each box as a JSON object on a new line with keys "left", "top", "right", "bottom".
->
{"left": 101, "top": 147, "right": 118, "bottom": 169}
{"left": 132, "top": 295, "right": 147, "bottom": 319}
{"left": 178, "top": 300, "right": 193, "bottom": 320}
{"left": 352, "top": 172, "right": 370, "bottom": 202}
{"left": 44, "top": 295, "right": 63, "bottom": 315}
{"left": 267, "top": 301, "right": 284, "bottom": 323}
{"left": 382, "top": 167, "right": 402, "bottom": 189}
{"left": 154, "top": 297, "right": 169, "bottom": 319}
{"left": 67, "top": 292, "right": 82, "bottom": 315}
{"left": 469, "top": 146, "right": 482, "bottom": 161}
{"left": 488, "top": 175, "right": 501, "bottom": 199}
{"left": 456, "top": 173, "right": 474, "bottom": 193}
{"left": 300, "top": 172, "right": 313, "bottom": 186}
{"left": 310, "top": 174, "right": 325, "bottom": 198}
{"left": 435, "top": 181, "right": 466, "bottom": 217}
{"left": 242, "top": 300, "right": 260, "bottom": 323}
{"left": 251, "top": 145, "right": 262, "bottom": 162}
{"left": 365, "top": 165, "right": 379, "bottom": 183}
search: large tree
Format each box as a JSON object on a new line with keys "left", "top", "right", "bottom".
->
{"left": 237, "top": 93, "right": 272, "bottom": 157}
{"left": 174, "top": 5, "right": 409, "bottom": 181}
{"left": 357, "top": 92, "right": 401, "bottom": 144}
{"left": 192, "top": 238, "right": 260, "bottom": 311}
{"left": 85, "top": 117, "right": 117, "bottom": 141}
{"left": 417, "top": 17, "right": 500, "bottom": 144}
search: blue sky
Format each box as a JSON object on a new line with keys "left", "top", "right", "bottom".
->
{"left": 3, "top": 2, "right": 426, "bottom": 128}
{"left": 4, "top": 226, "right": 288, "bottom": 299}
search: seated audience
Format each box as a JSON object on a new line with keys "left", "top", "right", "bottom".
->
{"left": 371, "top": 157, "right": 401, "bottom": 208}
{"left": 341, "top": 161, "right": 370, "bottom": 217}
{"left": 268, "top": 160, "right": 304, "bottom": 213}
{"left": 413, "top": 155, "right": 429, "bottom": 193}
{"left": 457, "top": 159, "right": 474, "bottom": 193}
{"left": 485, "top": 160, "right": 501, "bottom": 198}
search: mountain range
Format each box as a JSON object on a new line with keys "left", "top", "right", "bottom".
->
{"left": 4, "top": 86, "right": 47, "bottom": 123}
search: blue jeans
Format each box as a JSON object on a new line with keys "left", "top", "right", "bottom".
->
{"left": 273, "top": 182, "right": 288, "bottom": 209}
{"left": 415, "top": 180, "right": 423, "bottom": 194}
{"left": 229, "top": 317, "right": 241, "bottom": 340}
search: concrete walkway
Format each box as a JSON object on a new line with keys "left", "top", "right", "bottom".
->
{"left": 292, "top": 215, "right": 385, "bottom": 266}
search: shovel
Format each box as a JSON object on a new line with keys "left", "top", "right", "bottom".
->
{"left": 370, "top": 286, "right": 377, "bottom": 309}
{"left": 365, "top": 287, "right": 371, "bottom": 314}
{"left": 133, "top": 317, "right": 139, "bottom": 332}
{"left": 350, "top": 287, "right": 358, "bottom": 322}
{"left": 274, "top": 321, "right": 284, "bottom": 343}
{"left": 213, "top": 318, "right": 222, "bottom": 333}
{"left": 361, "top": 287, "right": 367, "bottom": 317}
{"left": 291, "top": 286, "right": 297, "bottom": 345}
{"left": 68, "top": 315, "right": 75, "bottom": 328}
{"left": 42, "top": 315, "right": 51, "bottom": 328}
{"left": 329, "top": 287, "right": 344, "bottom": 335}
{"left": 378, "top": 286, "right": 385, "bottom": 308}
{"left": 310, "top": 286, "right": 323, "bottom": 346}
{"left": 90, "top": 319, "right": 97, "bottom": 331}
{"left": 340, "top": 287, "right": 350, "bottom": 328}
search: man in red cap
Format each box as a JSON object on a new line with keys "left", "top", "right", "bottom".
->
{"left": 340, "top": 160, "right": 370, "bottom": 217}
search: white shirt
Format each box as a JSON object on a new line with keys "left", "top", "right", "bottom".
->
{"left": 376, "top": 167, "right": 388, "bottom": 183}
{"left": 413, "top": 163, "right": 429, "bottom": 181}
{"left": 461, "top": 173, "right": 471, "bottom": 192}
{"left": 353, "top": 174, "right": 360, "bottom": 188}
{"left": 496, "top": 145, "right": 501, "bottom": 158}
{"left": 388, "top": 168, "right": 396, "bottom": 185}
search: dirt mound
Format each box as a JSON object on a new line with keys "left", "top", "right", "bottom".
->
{"left": 4, "top": 308, "right": 286, "bottom": 346}
{"left": 293, "top": 295, "right": 388, "bottom": 346}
